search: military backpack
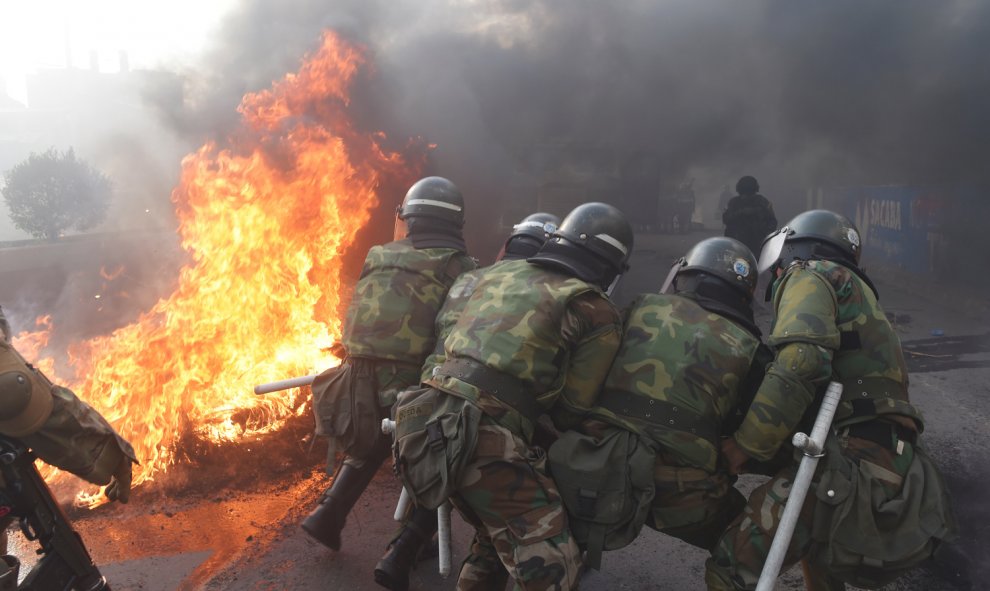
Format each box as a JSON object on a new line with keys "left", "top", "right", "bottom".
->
{"left": 548, "top": 426, "right": 655, "bottom": 570}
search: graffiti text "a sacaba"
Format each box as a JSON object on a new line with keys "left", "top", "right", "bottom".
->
{"left": 869, "top": 198, "right": 902, "bottom": 231}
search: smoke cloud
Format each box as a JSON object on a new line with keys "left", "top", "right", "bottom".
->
{"left": 147, "top": 0, "right": 990, "bottom": 259}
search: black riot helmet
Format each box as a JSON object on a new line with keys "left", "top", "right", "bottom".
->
{"left": 758, "top": 209, "right": 862, "bottom": 273}
{"left": 397, "top": 176, "right": 465, "bottom": 229}
{"left": 498, "top": 212, "right": 561, "bottom": 261}
{"left": 529, "top": 202, "right": 634, "bottom": 290}
{"left": 736, "top": 175, "right": 760, "bottom": 195}
{"left": 661, "top": 237, "right": 758, "bottom": 299}
{"left": 735, "top": 175, "right": 760, "bottom": 196}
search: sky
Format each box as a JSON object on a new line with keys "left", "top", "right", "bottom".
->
{"left": 0, "top": 0, "right": 238, "bottom": 104}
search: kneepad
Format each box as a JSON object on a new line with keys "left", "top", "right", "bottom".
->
{"left": 0, "top": 345, "right": 53, "bottom": 437}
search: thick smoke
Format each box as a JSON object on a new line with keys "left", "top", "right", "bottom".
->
{"left": 150, "top": 0, "right": 990, "bottom": 259}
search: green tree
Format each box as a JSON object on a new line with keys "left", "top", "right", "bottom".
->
{"left": 1, "top": 148, "right": 112, "bottom": 241}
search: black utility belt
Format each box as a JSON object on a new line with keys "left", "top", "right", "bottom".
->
{"left": 436, "top": 357, "right": 542, "bottom": 424}
{"left": 598, "top": 390, "right": 718, "bottom": 447}
{"left": 844, "top": 419, "right": 917, "bottom": 452}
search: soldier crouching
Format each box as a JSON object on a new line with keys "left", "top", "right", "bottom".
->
{"left": 393, "top": 203, "right": 633, "bottom": 590}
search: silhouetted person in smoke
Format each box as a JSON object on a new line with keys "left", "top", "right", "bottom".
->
{"left": 722, "top": 176, "right": 777, "bottom": 257}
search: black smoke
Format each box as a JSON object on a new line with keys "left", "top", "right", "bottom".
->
{"left": 149, "top": 0, "right": 990, "bottom": 260}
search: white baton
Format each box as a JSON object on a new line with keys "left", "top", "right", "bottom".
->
{"left": 253, "top": 374, "right": 316, "bottom": 395}
{"left": 755, "top": 381, "right": 844, "bottom": 591}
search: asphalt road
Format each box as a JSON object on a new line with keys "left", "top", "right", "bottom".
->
{"left": 10, "top": 229, "right": 989, "bottom": 590}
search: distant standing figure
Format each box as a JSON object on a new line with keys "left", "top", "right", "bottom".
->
{"left": 722, "top": 176, "right": 777, "bottom": 256}
{"left": 674, "top": 179, "right": 696, "bottom": 233}
{"left": 717, "top": 185, "right": 732, "bottom": 214}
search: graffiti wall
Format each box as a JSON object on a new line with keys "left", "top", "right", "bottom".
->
{"left": 821, "top": 185, "right": 952, "bottom": 276}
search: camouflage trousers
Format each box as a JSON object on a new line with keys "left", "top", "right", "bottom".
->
{"left": 451, "top": 418, "right": 582, "bottom": 591}
{"left": 648, "top": 457, "right": 746, "bottom": 552}
{"left": 704, "top": 433, "right": 914, "bottom": 591}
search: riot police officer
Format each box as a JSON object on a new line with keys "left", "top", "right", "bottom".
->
{"left": 375, "top": 212, "right": 559, "bottom": 591}
{"left": 393, "top": 202, "right": 632, "bottom": 590}
{"left": 722, "top": 176, "right": 776, "bottom": 257}
{"left": 572, "top": 237, "right": 771, "bottom": 560}
{"left": 707, "top": 210, "right": 956, "bottom": 590}
{"left": 302, "top": 177, "right": 476, "bottom": 589}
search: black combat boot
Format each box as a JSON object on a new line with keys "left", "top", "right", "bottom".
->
{"left": 373, "top": 507, "right": 438, "bottom": 591}
{"left": 301, "top": 460, "right": 382, "bottom": 551}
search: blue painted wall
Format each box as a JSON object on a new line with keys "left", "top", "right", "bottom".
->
{"left": 821, "top": 185, "right": 954, "bottom": 276}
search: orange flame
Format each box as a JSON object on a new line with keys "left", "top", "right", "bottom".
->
{"left": 23, "top": 32, "right": 423, "bottom": 494}
{"left": 12, "top": 316, "right": 56, "bottom": 377}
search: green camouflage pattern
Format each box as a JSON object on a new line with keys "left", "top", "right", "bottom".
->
{"left": 648, "top": 457, "right": 746, "bottom": 551}
{"left": 769, "top": 260, "right": 908, "bottom": 386}
{"left": 428, "top": 259, "right": 622, "bottom": 440}
{"left": 342, "top": 239, "right": 476, "bottom": 364}
{"left": 372, "top": 360, "right": 424, "bottom": 409}
{"left": 419, "top": 263, "right": 494, "bottom": 384}
{"left": 452, "top": 417, "right": 582, "bottom": 590}
{"left": 0, "top": 306, "right": 134, "bottom": 485}
{"left": 734, "top": 260, "right": 919, "bottom": 461}
{"left": 456, "top": 529, "right": 509, "bottom": 591}
{"left": 20, "top": 385, "right": 136, "bottom": 485}
{"left": 593, "top": 293, "right": 763, "bottom": 473}
{"left": 705, "top": 435, "right": 915, "bottom": 591}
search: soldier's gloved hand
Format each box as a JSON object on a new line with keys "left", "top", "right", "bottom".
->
{"left": 720, "top": 436, "right": 752, "bottom": 476}
{"left": 105, "top": 457, "right": 134, "bottom": 504}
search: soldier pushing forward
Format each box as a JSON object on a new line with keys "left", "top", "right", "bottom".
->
{"left": 707, "top": 210, "right": 956, "bottom": 590}
{"left": 302, "top": 177, "right": 477, "bottom": 590}
{"left": 393, "top": 202, "right": 632, "bottom": 590}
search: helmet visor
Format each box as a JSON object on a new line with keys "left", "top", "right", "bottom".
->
{"left": 758, "top": 227, "right": 789, "bottom": 273}
{"left": 660, "top": 259, "right": 684, "bottom": 294}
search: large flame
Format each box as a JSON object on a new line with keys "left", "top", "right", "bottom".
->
{"left": 13, "top": 32, "right": 423, "bottom": 492}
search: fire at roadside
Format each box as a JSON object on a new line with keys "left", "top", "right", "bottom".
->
{"left": 5, "top": 32, "right": 427, "bottom": 507}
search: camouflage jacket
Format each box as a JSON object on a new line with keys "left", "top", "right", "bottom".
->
{"left": 20, "top": 386, "right": 136, "bottom": 485}
{"left": 591, "top": 293, "right": 765, "bottom": 473}
{"left": 342, "top": 238, "right": 476, "bottom": 365}
{"left": 734, "top": 259, "right": 921, "bottom": 461}
{"left": 0, "top": 307, "right": 135, "bottom": 485}
{"left": 427, "top": 259, "right": 622, "bottom": 440}
{"left": 418, "top": 262, "right": 507, "bottom": 384}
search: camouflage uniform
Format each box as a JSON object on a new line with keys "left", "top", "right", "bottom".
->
{"left": 336, "top": 238, "right": 476, "bottom": 468}
{"left": 417, "top": 258, "right": 623, "bottom": 591}
{"left": 585, "top": 292, "right": 768, "bottom": 551}
{"left": 417, "top": 263, "right": 491, "bottom": 386}
{"left": 706, "top": 260, "right": 925, "bottom": 591}
{"left": 0, "top": 306, "right": 135, "bottom": 493}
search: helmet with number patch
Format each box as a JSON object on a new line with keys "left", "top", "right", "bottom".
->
{"left": 661, "top": 237, "right": 757, "bottom": 298}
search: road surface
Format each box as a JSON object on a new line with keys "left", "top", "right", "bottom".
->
{"left": 9, "top": 230, "right": 987, "bottom": 590}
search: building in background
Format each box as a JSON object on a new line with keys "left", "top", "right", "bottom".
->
{"left": 0, "top": 54, "right": 187, "bottom": 242}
